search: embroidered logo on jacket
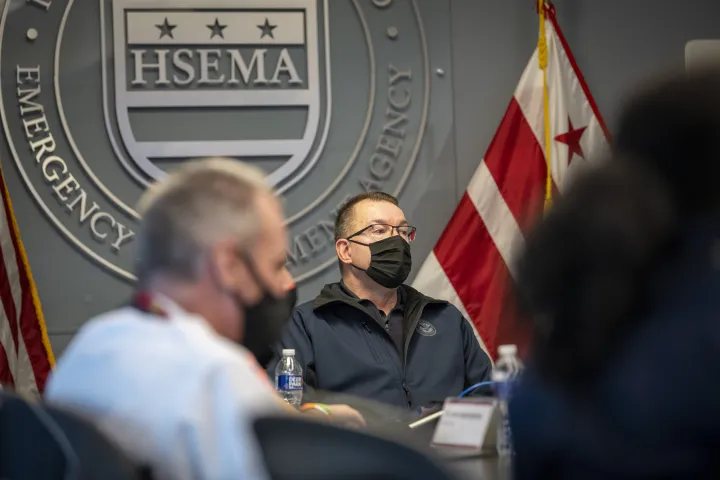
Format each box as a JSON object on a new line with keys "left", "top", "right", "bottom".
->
{"left": 416, "top": 320, "right": 436, "bottom": 337}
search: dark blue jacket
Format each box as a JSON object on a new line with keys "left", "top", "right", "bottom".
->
{"left": 268, "top": 282, "right": 492, "bottom": 410}
{"left": 509, "top": 222, "right": 720, "bottom": 479}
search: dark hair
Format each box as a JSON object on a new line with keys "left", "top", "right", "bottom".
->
{"left": 515, "top": 67, "right": 720, "bottom": 388}
{"left": 333, "top": 191, "right": 399, "bottom": 241}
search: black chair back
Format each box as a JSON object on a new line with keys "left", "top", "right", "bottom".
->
{"left": 254, "top": 416, "right": 456, "bottom": 480}
{"left": 0, "top": 392, "right": 151, "bottom": 479}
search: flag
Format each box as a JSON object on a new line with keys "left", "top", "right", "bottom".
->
{"left": 412, "top": 2, "right": 610, "bottom": 359}
{"left": 0, "top": 160, "right": 54, "bottom": 396}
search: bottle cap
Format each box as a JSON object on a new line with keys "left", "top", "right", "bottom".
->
{"left": 497, "top": 344, "right": 517, "bottom": 356}
{"left": 282, "top": 349, "right": 296, "bottom": 356}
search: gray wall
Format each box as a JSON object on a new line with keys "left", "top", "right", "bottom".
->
{"left": 1, "top": 0, "right": 719, "bottom": 357}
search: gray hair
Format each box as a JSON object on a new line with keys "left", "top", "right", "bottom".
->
{"left": 134, "top": 157, "right": 270, "bottom": 285}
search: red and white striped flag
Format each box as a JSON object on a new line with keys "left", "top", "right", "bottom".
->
{"left": 0, "top": 162, "right": 54, "bottom": 396}
{"left": 413, "top": 3, "right": 610, "bottom": 359}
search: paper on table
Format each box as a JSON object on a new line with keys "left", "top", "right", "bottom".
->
{"left": 431, "top": 398, "right": 495, "bottom": 450}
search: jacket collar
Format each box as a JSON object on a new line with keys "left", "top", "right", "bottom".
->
{"left": 313, "top": 281, "right": 447, "bottom": 312}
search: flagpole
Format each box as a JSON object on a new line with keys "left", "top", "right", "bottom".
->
{"left": 538, "top": 0, "right": 553, "bottom": 212}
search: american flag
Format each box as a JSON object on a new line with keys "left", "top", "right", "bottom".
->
{"left": 413, "top": 3, "right": 610, "bottom": 359}
{"left": 0, "top": 161, "right": 54, "bottom": 396}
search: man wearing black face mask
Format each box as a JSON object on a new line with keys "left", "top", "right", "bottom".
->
{"left": 46, "top": 158, "right": 364, "bottom": 480}
{"left": 268, "top": 192, "right": 492, "bottom": 413}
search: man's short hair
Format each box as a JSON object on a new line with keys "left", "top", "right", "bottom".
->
{"left": 334, "top": 191, "right": 399, "bottom": 241}
{"left": 134, "top": 157, "right": 269, "bottom": 286}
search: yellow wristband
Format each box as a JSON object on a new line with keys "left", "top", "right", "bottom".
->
{"left": 299, "top": 403, "right": 332, "bottom": 416}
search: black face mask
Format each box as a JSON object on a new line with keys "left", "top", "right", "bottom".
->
{"left": 350, "top": 235, "right": 412, "bottom": 289}
{"left": 232, "top": 257, "right": 297, "bottom": 367}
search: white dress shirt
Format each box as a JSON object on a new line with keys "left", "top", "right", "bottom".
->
{"left": 45, "top": 296, "right": 280, "bottom": 480}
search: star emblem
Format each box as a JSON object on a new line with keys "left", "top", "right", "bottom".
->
{"left": 207, "top": 17, "right": 227, "bottom": 39}
{"left": 257, "top": 18, "right": 277, "bottom": 39}
{"left": 155, "top": 17, "right": 177, "bottom": 39}
{"left": 554, "top": 117, "right": 587, "bottom": 165}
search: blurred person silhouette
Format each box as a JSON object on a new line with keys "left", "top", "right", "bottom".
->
{"left": 45, "top": 158, "right": 363, "bottom": 480}
{"left": 509, "top": 66, "right": 720, "bottom": 479}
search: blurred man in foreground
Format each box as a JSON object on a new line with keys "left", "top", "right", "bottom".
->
{"left": 46, "top": 158, "right": 363, "bottom": 480}
{"left": 511, "top": 67, "right": 720, "bottom": 478}
{"left": 268, "top": 192, "right": 492, "bottom": 412}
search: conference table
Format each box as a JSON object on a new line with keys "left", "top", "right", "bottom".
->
{"left": 366, "top": 411, "right": 513, "bottom": 479}
{"left": 314, "top": 391, "right": 514, "bottom": 479}
{"left": 443, "top": 454, "right": 512, "bottom": 480}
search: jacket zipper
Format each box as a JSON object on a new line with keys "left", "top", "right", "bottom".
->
{"left": 334, "top": 295, "right": 435, "bottom": 409}
{"left": 364, "top": 320, "right": 408, "bottom": 406}
{"left": 361, "top": 322, "right": 383, "bottom": 364}
{"left": 399, "top": 300, "right": 429, "bottom": 408}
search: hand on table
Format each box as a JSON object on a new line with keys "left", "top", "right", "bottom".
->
{"left": 325, "top": 404, "right": 366, "bottom": 428}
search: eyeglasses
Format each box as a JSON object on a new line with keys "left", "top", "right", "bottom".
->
{"left": 346, "top": 223, "right": 417, "bottom": 243}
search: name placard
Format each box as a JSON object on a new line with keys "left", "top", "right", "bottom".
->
{"left": 431, "top": 397, "right": 496, "bottom": 451}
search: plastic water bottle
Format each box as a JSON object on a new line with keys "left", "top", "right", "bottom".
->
{"left": 492, "top": 344, "right": 523, "bottom": 456}
{"left": 275, "top": 349, "right": 303, "bottom": 407}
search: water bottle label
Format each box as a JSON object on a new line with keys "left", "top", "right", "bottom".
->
{"left": 276, "top": 374, "right": 302, "bottom": 391}
{"left": 491, "top": 371, "right": 509, "bottom": 382}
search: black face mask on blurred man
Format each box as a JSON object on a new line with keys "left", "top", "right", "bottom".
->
{"left": 232, "top": 256, "right": 297, "bottom": 367}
